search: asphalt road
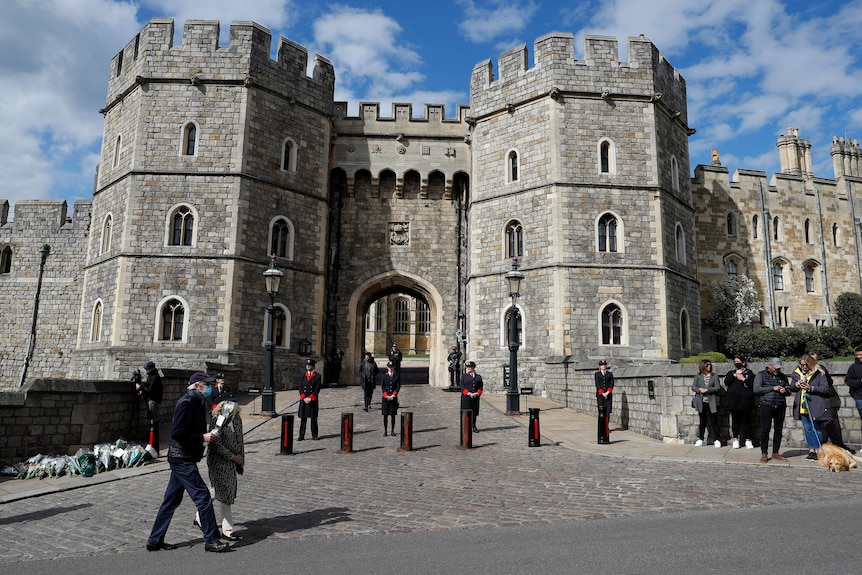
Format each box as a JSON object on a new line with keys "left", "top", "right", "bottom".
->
{"left": 2, "top": 379, "right": 862, "bottom": 573}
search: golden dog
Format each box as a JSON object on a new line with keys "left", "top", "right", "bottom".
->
{"left": 817, "top": 443, "right": 858, "bottom": 472}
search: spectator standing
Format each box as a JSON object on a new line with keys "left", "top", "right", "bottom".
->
{"left": 447, "top": 346, "right": 462, "bottom": 388}
{"left": 809, "top": 351, "right": 855, "bottom": 453}
{"left": 846, "top": 346, "right": 862, "bottom": 425}
{"left": 790, "top": 353, "right": 831, "bottom": 461}
{"left": 724, "top": 356, "right": 755, "bottom": 449}
{"left": 691, "top": 359, "right": 722, "bottom": 447}
{"left": 137, "top": 360, "right": 164, "bottom": 451}
{"left": 359, "top": 351, "right": 379, "bottom": 411}
{"left": 753, "top": 358, "right": 791, "bottom": 463}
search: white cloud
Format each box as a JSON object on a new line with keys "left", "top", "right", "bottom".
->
{"left": 457, "top": 0, "right": 539, "bottom": 43}
{"left": 141, "top": 0, "right": 295, "bottom": 42}
{"left": 312, "top": 7, "right": 423, "bottom": 97}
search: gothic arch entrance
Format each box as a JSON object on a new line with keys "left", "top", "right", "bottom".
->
{"left": 346, "top": 271, "right": 445, "bottom": 388}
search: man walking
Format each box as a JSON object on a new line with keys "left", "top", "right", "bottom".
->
{"left": 753, "top": 358, "right": 791, "bottom": 463}
{"left": 146, "top": 372, "right": 229, "bottom": 553}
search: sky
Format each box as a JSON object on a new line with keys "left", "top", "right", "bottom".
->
{"left": 2, "top": 0, "right": 862, "bottom": 210}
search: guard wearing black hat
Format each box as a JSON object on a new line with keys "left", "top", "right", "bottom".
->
{"left": 387, "top": 343, "right": 403, "bottom": 375}
{"left": 381, "top": 361, "right": 401, "bottom": 436}
{"left": 297, "top": 359, "right": 321, "bottom": 440}
{"left": 460, "top": 361, "right": 483, "bottom": 433}
{"left": 137, "top": 360, "right": 164, "bottom": 451}
{"left": 595, "top": 360, "right": 614, "bottom": 444}
{"left": 210, "top": 373, "right": 234, "bottom": 408}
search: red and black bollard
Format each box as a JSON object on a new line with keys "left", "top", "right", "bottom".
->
{"left": 147, "top": 419, "right": 160, "bottom": 453}
{"left": 338, "top": 412, "right": 354, "bottom": 454}
{"left": 280, "top": 414, "right": 294, "bottom": 455}
{"left": 528, "top": 408, "right": 541, "bottom": 447}
{"left": 397, "top": 411, "right": 413, "bottom": 452}
{"left": 459, "top": 409, "right": 473, "bottom": 450}
{"left": 597, "top": 405, "right": 610, "bottom": 444}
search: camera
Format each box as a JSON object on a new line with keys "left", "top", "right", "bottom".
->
{"left": 131, "top": 369, "right": 142, "bottom": 394}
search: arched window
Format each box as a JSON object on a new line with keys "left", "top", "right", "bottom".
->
{"left": 394, "top": 298, "right": 410, "bottom": 333}
{"left": 671, "top": 155, "right": 679, "bottom": 191}
{"left": 169, "top": 205, "right": 195, "bottom": 246}
{"left": 752, "top": 215, "right": 759, "bottom": 239}
{"left": 90, "top": 300, "right": 103, "bottom": 342}
{"left": 726, "top": 213, "right": 736, "bottom": 237}
{"left": 100, "top": 214, "right": 112, "bottom": 254}
{"left": 727, "top": 259, "right": 738, "bottom": 277}
{"left": 270, "top": 217, "right": 294, "bottom": 259}
{"left": 675, "top": 223, "right": 686, "bottom": 264}
{"left": 680, "top": 309, "right": 690, "bottom": 350}
{"left": 417, "top": 300, "right": 430, "bottom": 333}
{"left": 112, "top": 135, "right": 121, "bottom": 168}
{"left": 505, "top": 220, "right": 523, "bottom": 259}
{"left": 182, "top": 122, "right": 197, "bottom": 156}
{"left": 832, "top": 222, "right": 840, "bottom": 248}
{"left": 158, "top": 297, "right": 185, "bottom": 341}
{"left": 268, "top": 304, "right": 290, "bottom": 349}
{"left": 772, "top": 262, "right": 785, "bottom": 291}
{"left": 804, "top": 219, "right": 811, "bottom": 243}
{"left": 598, "top": 213, "right": 618, "bottom": 253}
{"left": 1, "top": 245, "right": 13, "bottom": 274}
{"left": 599, "top": 140, "right": 615, "bottom": 174}
{"left": 804, "top": 264, "right": 815, "bottom": 293}
{"left": 506, "top": 149, "right": 519, "bottom": 182}
{"left": 772, "top": 216, "right": 780, "bottom": 241}
{"left": 281, "top": 137, "right": 297, "bottom": 172}
{"left": 601, "top": 303, "right": 623, "bottom": 346}
{"left": 505, "top": 306, "right": 523, "bottom": 346}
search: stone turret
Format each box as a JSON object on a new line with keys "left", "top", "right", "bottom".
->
{"left": 776, "top": 128, "right": 813, "bottom": 178}
{"left": 830, "top": 135, "right": 862, "bottom": 178}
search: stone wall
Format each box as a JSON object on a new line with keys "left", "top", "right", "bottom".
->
{"left": 0, "top": 370, "right": 195, "bottom": 463}
{"left": 538, "top": 359, "right": 862, "bottom": 448}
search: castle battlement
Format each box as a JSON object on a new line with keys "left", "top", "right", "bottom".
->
{"left": 470, "top": 33, "right": 686, "bottom": 120}
{"left": 332, "top": 101, "right": 471, "bottom": 137}
{"left": 105, "top": 19, "right": 334, "bottom": 113}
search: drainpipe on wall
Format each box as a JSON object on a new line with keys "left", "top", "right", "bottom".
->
{"left": 847, "top": 179, "right": 862, "bottom": 295}
{"left": 758, "top": 181, "right": 776, "bottom": 329}
{"left": 20, "top": 244, "right": 50, "bottom": 387}
{"left": 813, "top": 187, "right": 833, "bottom": 326}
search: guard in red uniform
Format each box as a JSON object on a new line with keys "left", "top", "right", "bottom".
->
{"left": 460, "top": 361, "right": 484, "bottom": 433}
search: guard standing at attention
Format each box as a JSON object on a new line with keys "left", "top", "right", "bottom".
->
{"left": 297, "top": 359, "right": 321, "bottom": 440}
{"left": 460, "top": 361, "right": 483, "bottom": 433}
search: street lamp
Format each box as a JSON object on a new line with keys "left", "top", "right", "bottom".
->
{"left": 262, "top": 255, "right": 283, "bottom": 417}
{"left": 505, "top": 257, "right": 525, "bottom": 415}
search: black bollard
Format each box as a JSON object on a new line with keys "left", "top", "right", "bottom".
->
{"left": 338, "top": 412, "right": 354, "bottom": 454}
{"left": 147, "top": 419, "right": 160, "bottom": 453}
{"left": 397, "top": 411, "right": 413, "bottom": 452}
{"left": 597, "top": 405, "right": 610, "bottom": 444}
{"left": 528, "top": 408, "right": 541, "bottom": 447}
{"left": 459, "top": 409, "right": 473, "bottom": 450}
{"left": 280, "top": 414, "right": 294, "bottom": 455}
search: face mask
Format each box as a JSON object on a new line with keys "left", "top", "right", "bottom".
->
{"left": 734, "top": 362, "right": 743, "bottom": 369}
{"left": 202, "top": 385, "right": 213, "bottom": 398}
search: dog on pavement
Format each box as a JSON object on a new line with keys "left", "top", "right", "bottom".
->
{"left": 817, "top": 443, "right": 858, "bottom": 472}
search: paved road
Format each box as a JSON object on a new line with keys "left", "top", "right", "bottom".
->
{"left": 2, "top": 380, "right": 862, "bottom": 567}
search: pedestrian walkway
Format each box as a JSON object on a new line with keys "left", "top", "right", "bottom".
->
{"left": 2, "top": 386, "right": 846, "bottom": 504}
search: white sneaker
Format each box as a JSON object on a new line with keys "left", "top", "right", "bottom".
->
{"left": 694, "top": 439, "right": 703, "bottom": 447}
{"left": 745, "top": 440, "right": 754, "bottom": 449}
{"left": 732, "top": 439, "right": 740, "bottom": 449}
{"left": 714, "top": 440, "right": 722, "bottom": 448}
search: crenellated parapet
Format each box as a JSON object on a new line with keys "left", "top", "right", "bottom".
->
{"left": 332, "top": 101, "right": 471, "bottom": 137}
{"left": 469, "top": 32, "right": 687, "bottom": 121}
{"left": 831, "top": 135, "right": 862, "bottom": 178}
{"left": 104, "top": 19, "right": 334, "bottom": 115}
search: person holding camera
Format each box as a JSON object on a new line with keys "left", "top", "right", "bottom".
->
{"left": 136, "top": 361, "right": 164, "bottom": 451}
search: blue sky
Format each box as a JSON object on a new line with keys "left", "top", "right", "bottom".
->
{"left": 2, "top": 0, "right": 862, "bottom": 209}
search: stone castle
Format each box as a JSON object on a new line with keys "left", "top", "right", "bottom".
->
{"left": 1, "top": 18, "right": 861, "bottom": 396}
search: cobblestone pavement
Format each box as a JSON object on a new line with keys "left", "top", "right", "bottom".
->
{"left": 2, "top": 382, "right": 862, "bottom": 564}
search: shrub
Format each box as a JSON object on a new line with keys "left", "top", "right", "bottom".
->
{"left": 835, "top": 292, "right": 862, "bottom": 347}
{"left": 723, "top": 326, "right": 849, "bottom": 360}
{"left": 679, "top": 351, "right": 727, "bottom": 364}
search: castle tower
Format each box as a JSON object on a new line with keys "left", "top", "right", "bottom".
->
{"left": 777, "top": 127, "right": 813, "bottom": 178}
{"left": 830, "top": 135, "right": 862, "bottom": 178}
{"left": 76, "top": 19, "right": 335, "bottom": 384}
{"left": 467, "top": 33, "right": 700, "bottom": 367}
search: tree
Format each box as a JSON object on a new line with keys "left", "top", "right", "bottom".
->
{"left": 705, "top": 275, "right": 763, "bottom": 338}
{"left": 835, "top": 292, "right": 862, "bottom": 347}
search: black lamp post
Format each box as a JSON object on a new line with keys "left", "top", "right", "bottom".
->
{"left": 262, "top": 255, "right": 283, "bottom": 417}
{"left": 505, "top": 258, "right": 525, "bottom": 415}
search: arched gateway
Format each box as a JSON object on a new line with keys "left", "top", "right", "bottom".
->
{"left": 344, "top": 272, "right": 446, "bottom": 387}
